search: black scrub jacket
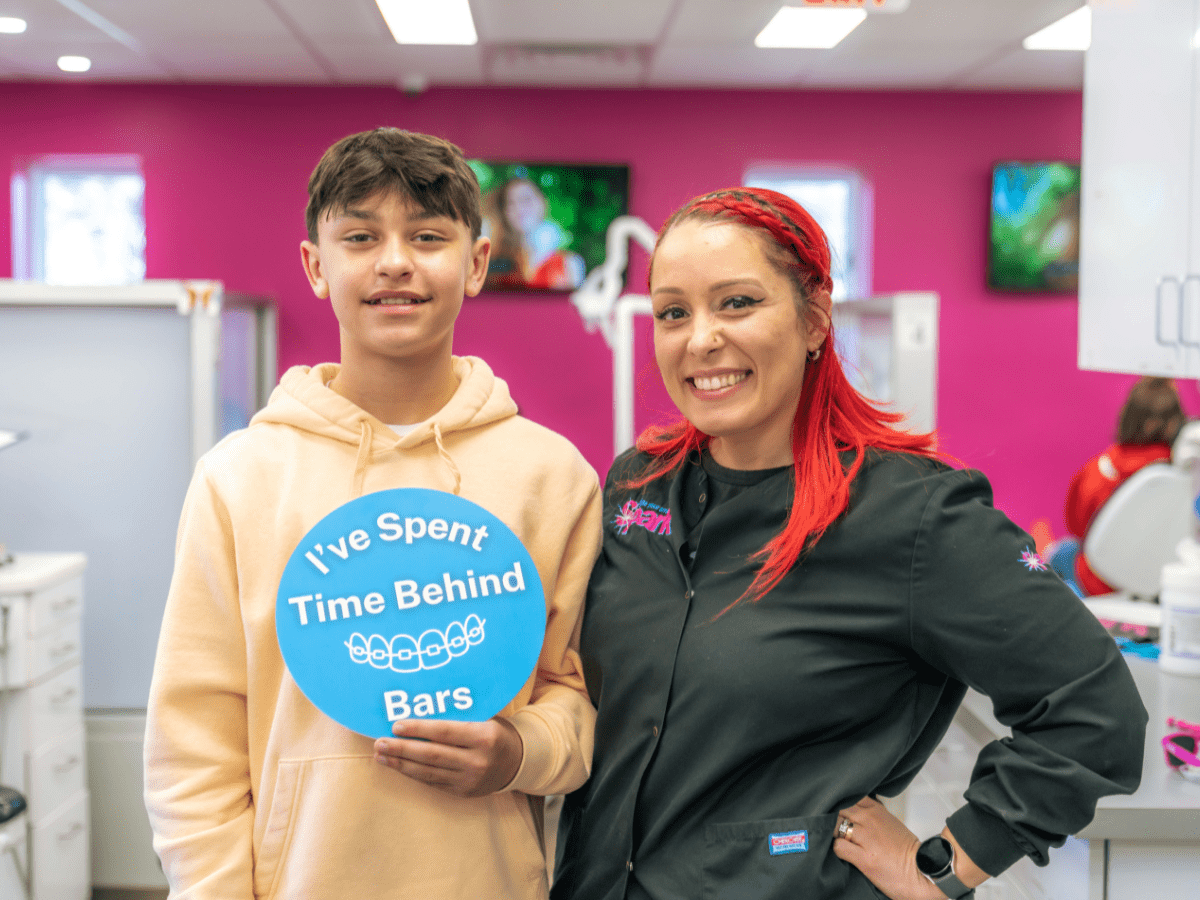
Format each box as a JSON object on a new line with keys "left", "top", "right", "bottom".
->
{"left": 553, "top": 449, "right": 1147, "bottom": 900}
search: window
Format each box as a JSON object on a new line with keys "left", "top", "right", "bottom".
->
{"left": 743, "top": 166, "right": 871, "bottom": 301}
{"left": 12, "top": 155, "right": 145, "bottom": 284}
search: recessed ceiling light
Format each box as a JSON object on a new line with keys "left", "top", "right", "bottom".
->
{"left": 1024, "top": 6, "right": 1090, "bottom": 51}
{"left": 375, "top": 0, "right": 477, "bottom": 45}
{"left": 0, "top": 16, "right": 27, "bottom": 34}
{"left": 57, "top": 55, "right": 92, "bottom": 73}
{"left": 755, "top": 7, "right": 867, "bottom": 49}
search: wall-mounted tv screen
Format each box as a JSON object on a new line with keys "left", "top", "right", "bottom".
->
{"left": 469, "top": 160, "right": 630, "bottom": 293}
{"left": 987, "top": 161, "right": 1081, "bottom": 293}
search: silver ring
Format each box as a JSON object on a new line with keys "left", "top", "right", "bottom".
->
{"left": 837, "top": 818, "right": 854, "bottom": 841}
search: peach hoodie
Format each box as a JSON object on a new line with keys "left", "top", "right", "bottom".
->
{"left": 144, "top": 358, "right": 601, "bottom": 899}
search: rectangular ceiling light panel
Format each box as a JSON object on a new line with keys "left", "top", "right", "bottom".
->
{"left": 1023, "top": 6, "right": 1090, "bottom": 51}
{"left": 794, "top": 0, "right": 908, "bottom": 8}
{"left": 376, "top": 0, "right": 478, "bottom": 45}
{"left": 755, "top": 7, "right": 868, "bottom": 49}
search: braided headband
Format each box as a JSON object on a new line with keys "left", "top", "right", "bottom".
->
{"left": 670, "top": 187, "right": 834, "bottom": 296}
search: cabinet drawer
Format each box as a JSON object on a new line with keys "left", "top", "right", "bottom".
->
{"left": 30, "top": 728, "right": 86, "bottom": 826}
{"left": 28, "top": 666, "right": 83, "bottom": 753}
{"left": 33, "top": 790, "right": 89, "bottom": 900}
{"left": 0, "top": 613, "right": 81, "bottom": 687}
{"left": 27, "top": 576, "right": 83, "bottom": 636}
{"left": 28, "top": 618, "right": 82, "bottom": 682}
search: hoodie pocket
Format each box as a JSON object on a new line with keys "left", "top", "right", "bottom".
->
{"left": 702, "top": 813, "right": 883, "bottom": 900}
{"left": 254, "top": 759, "right": 301, "bottom": 900}
{"left": 253, "top": 756, "right": 548, "bottom": 900}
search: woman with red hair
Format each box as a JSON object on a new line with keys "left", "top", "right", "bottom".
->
{"left": 552, "top": 188, "right": 1145, "bottom": 900}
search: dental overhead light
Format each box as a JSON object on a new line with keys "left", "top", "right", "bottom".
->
{"left": 0, "top": 17, "right": 26, "bottom": 34}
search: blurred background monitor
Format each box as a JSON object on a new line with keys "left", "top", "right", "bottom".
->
{"left": 470, "top": 160, "right": 629, "bottom": 293}
{"left": 987, "top": 161, "right": 1081, "bottom": 293}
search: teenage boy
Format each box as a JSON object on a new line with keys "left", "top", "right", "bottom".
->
{"left": 144, "top": 128, "right": 601, "bottom": 899}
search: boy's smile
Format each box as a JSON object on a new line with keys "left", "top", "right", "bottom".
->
{"left": 301, "top": 190, "right": 490, "bottom": 371}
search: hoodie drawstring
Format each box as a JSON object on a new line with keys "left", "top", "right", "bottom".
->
{"left": 432, "top": 423, "right": 463, "bottom": 496}
{"left": 352, "top": 419, "right": 463, "bottom": 498}
{"left": 352, "top": 420, "right": 373, "bottom": 498}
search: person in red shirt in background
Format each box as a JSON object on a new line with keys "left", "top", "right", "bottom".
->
{"left": 1066, "top": 376, "right": 1186, "bottom": 596}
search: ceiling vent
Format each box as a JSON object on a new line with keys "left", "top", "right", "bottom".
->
{"left": 486, "top": 44, "right": 649, "bottom": 86}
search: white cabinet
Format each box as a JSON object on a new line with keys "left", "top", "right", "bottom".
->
{"left": 1079, "top": 0, "right": 1200, "bottom": 376}
{"left": 0, "top": 554, "right": 89, "bottom": 900}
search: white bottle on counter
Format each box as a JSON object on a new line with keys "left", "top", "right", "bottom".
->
{"left": 1160, "top": 540, "right": 1200, "bottom": 676}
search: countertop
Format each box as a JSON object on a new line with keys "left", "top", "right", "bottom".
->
{"left": 957, "top": 656, "right": 1200, "bottom": 841}
{"left": 0, "top": 551, "right": 87, "bottom": 594}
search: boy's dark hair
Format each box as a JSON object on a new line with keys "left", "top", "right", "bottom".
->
{"left": 1117, "top": 376, "right": 1185, "bottom": 445}
{"left": 305, "top": 128, "right": 482, "bottom": 242}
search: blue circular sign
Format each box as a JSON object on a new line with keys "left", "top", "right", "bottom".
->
{"left": 276, "top": 488, "right": 546, "bottom": 737}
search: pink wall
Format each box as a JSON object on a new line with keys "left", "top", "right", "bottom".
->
{"left": 2, "top": 82, "right": 1191, "bottom": 536}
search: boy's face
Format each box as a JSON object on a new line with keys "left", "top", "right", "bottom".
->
{"left": 300, "top": 190, "right": 490, "bottom": 368}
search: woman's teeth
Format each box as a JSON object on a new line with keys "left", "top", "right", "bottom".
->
{"left": 692, "top": 372, "right": 748, "bottom": 391}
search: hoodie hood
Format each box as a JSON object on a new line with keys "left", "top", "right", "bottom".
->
{"left": 250, "top": 356, "right": 518, "bottom": 497}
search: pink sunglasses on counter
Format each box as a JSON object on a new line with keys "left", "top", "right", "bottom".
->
{"left": 1162, "top": 718, "right": 1200, "bottom": 783}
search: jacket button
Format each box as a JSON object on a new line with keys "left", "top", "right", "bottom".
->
{"left": 627, "top": 860, "right": 634, "bottom": 872}
{"left": 698, "top": 492, "right": 706, "bottom": 503}
{"left": 652, "top": 725, "right": 659, "bottom": 736}
{"left": 684, "top": 589, "right": 694, "bottom": 600}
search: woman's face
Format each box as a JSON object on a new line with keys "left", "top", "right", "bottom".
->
{"left": 650, "top": 218, "right": 829, "bottom": 469}
{"left": 503, "top": 181, "right": 546, "bottom": 235}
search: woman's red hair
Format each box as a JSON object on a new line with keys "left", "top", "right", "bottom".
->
{"left": 631, "top": 187, "right": 938, "bottom": 606}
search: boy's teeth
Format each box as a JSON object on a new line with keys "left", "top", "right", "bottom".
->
{"left": 693, "top": 372, "right": 747, "bottom": 391}
{"left": 375, "top": 297, "right": 423, "bottom": 305}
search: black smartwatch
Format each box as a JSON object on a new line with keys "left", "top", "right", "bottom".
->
{"left": 915, "top": 836, "right": 974, "bottom": 899}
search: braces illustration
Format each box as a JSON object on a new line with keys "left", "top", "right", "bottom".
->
{"left": 344, "top": 614, "right": 486, "bottom": 673}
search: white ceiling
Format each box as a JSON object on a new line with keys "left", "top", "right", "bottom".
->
{"left": 0, "top": 0, "right": 1089, "bottom": 91}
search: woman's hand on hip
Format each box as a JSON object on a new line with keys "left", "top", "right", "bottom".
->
{"left": 832, "top": 796, "right": 950, "bottom": 900}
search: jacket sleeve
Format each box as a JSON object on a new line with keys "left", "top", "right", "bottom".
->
{"left": 909, "top": 468, "right": 1146, "bottom": 875}
{"left": 504, "top": 472, "right": 603, "bottom": 797}
{"left": 144, "top": 460, "right": 255, "bottom": 898}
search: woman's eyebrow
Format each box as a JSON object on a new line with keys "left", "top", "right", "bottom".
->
{"left": 709, "top": 278, "right": 762, "bottom": 291}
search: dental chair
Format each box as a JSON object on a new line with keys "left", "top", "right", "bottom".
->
{"left": 1081, "top": 421, "right": 1200, "bottom": 628}
{"left": 1084, "top": 463, "right": 1194, "bottom": 599}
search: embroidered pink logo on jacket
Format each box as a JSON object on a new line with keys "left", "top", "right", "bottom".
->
{"left": 613, "top": 499, "right": 671, "bottom": 536}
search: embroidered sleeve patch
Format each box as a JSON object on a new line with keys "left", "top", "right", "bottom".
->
{"left": 1020, "top": 547, "right": 1047, "bottom": 572}
{"left": 768, "top": 830, "right": 808, "bottom": 855}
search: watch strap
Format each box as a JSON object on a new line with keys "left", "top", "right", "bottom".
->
{"left": 930, "top": 869, "right": 974, "bottom": 900}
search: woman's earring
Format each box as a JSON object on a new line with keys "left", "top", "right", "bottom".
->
{"left": 807, "top": 347, "right": 822, "bottom": 362}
